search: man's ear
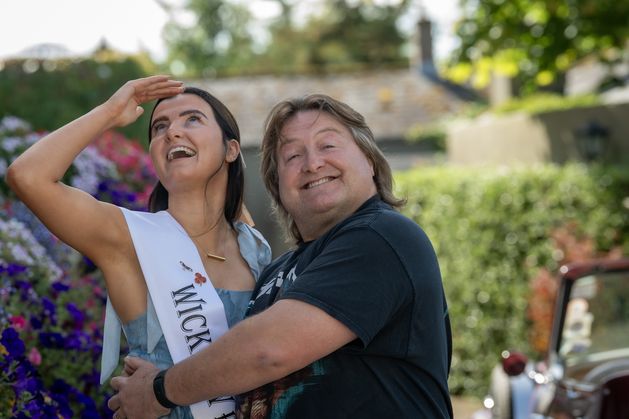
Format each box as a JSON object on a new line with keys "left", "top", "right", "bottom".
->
{"left": 225, "top": 139, "right": 240, "bottom": 163}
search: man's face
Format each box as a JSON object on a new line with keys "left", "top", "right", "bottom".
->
{"left": 276, "top": 110, "right": 377, "bottom": 241}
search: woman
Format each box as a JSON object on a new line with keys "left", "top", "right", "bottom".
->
{"left": 6, "top": 76, "right": 271, "bottom": 418}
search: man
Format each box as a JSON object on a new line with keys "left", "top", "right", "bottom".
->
{"left": 109, "top": 94, "right": 453, "bottom": 418}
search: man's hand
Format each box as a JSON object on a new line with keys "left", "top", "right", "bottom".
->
{"left": 108, "top": 357, "right": 171, "bottom": 419}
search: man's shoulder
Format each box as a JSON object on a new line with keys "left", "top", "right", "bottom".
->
{"left": 342, "top": 199, "right": 424, "bottom": 239}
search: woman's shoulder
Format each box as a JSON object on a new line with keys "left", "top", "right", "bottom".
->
{"left": 233, "top": 221, "right": 272, "bottom": 279}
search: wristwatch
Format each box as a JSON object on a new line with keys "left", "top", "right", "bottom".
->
{"left": 153, "top": 369, "right": 180, "bottom": 409}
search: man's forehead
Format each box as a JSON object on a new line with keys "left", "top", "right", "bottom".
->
{"left": 277, "top": 111, "right": 345, "bottom": 146}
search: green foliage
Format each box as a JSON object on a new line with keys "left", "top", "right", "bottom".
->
{"left": 163, "top": 0, "right": 257, "bottom": 77}
{"left": 394, "top": 164, "right": 629, "bottom": 397}
{"left": 447, "top": 0, "right": 629, "bottom": 93}
{"left": 0, "top": 57, "right": 149, "bottom": 144}
{"left": 291, "top": 0, "right": 410, "bottom": 73}
{"left": 163, "top": 0, "right": 410, "bottom": 76}
{"left": 404, "top": 122, "right": 447, "bottom": 151}
{"left": 492, "top": 93, "right": 601, "bottom": 115}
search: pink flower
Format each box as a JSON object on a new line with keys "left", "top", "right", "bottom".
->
{"left": 28, "top": 347, "right": 42, "bottom": 366}
{"left": 9, "top": 315, "right": 27, "bottom": 330}
{"left": 92, "top": 285, "right": 104, "bottom": 297}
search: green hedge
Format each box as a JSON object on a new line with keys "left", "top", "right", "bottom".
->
{"left": 492, "top": 93, "right": 601, "bottom": 115}
{"left": 0, "top": 57, "right": 149, "bottom": 143}
{"left": 394, "top": 164, "right": 629, "bottom": 397}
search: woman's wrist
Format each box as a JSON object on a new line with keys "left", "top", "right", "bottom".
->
{"left": 93, "top": 103, "right": 121, "bottom": 131}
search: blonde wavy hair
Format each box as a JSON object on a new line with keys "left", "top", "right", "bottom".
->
{"left": 261, "top": 93, "right": 405, "bottom": 243}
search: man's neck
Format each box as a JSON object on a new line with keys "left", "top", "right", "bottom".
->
{"left": 297, "top": 195, "right": 379, "bottom": 242}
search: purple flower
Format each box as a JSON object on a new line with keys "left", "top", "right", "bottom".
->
{"left": 42, "top": 297, "right": 57, "bottom": 323}
{"left": 22, "top": 400, "right": 42, "bottom": 418}
{"left": 30, "top": 315, "right": 43, "bottom": 330}
{"left": 50, "top": 380, "right": 76, "bottom": 418}
{"left": 76, "top": 392, "right": 98, "bottom": 416}
{"left": 64, "top": 331, "right": 85, "bottom": 351}
{"left": 52, "top": 281, "right": 70, "bottom": 293}
{"left": 81, "top": 369, "right": 101, "bottom": 387}
{"left": 82, "top": 256, "right": 96, "bottom": 272}
{"left": 14, "top": 375, "right": 40, "bottom": 394}
{"left": 65, "top": 303, "right": 85, "bottom": 328}
{"left": 1, "top": 327, "right": 25, "bottom": 357}
{"left": 13, "top": 279, "right": 32, "bottom": 301}
{"left": 38, "top": 332, "right": 64, "bottom": 348}
{"left": 0, "top": 262, "right": 27, "bottom": 276}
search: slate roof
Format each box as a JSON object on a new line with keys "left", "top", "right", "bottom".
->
{"left": 189, "top": 68, "right": 470, "bottom": 147}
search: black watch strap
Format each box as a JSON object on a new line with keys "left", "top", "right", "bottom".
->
{"left": 153, "top": 369, "right": 179, "bottom": 409}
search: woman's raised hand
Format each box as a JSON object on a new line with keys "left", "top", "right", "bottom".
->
{"left": 104, "top": 75, "right": 184, "bottom": 128}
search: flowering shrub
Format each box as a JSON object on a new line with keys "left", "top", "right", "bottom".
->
{"left": 0, "top": 116, "right": 157, "bottom": 417}
{"left": 93, "top": 130, "right": 158, "bottom": 210}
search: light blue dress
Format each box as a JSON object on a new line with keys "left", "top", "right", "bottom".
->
{"left": 123, "top": 289, "right": 252, "bottom": 418}
{"left": 100, "top": 220, "right": 272, "bottom": 418}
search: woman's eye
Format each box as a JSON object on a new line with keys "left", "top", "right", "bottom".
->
{"left": 187, "top": 115, "right": 200, "bottom": 123}
{"left": 153, "top": 123, "right": 166, "bottom": 133}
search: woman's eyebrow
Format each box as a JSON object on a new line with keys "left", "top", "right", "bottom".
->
{"left": 179, "top": 109, "right": 208, "bottom": 120}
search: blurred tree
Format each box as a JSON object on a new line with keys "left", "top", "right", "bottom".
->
{"left": 263, "top": 0, "right": 410, "bottom": 74}
{"left": 161, "top": 0, "right": 411, "bottom": 76}
{"left": 162, "top": 0, "right": 257, "bottom": 77}
{"left": 446, "top": 0, "right": 629, "bottom": 94}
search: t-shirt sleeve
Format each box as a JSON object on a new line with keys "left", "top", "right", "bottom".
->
{"left": 278, "top": 227, "right": 412, "bottom": 346}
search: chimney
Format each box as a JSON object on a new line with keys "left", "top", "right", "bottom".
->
{"left": 413, "top": 15, "right": 437, "bottom": 78}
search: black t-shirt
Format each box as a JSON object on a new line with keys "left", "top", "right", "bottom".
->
{"left": 237, "top": 196, "right": 453, "bottom": 418}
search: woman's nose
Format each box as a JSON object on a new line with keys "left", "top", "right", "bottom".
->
{"left": 166, "top": 126, "right": 182, "bottom": 142}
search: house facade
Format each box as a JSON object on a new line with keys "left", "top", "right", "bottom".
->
{"left": 189, "top": 19, "right": 474, "bottom": 252}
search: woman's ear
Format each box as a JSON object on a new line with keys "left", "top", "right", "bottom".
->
{"left": 225, "top": 139, "right": 240, "bottom": 163}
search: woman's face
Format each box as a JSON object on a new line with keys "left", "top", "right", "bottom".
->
{"left": 148, "top": 93, "right": 238, "bottom": 192}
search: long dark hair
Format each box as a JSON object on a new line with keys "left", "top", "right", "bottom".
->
{"left": 146, "top": 87, "right": 244, "bottom": 224}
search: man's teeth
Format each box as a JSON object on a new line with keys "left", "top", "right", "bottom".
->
{"left": 305, "top": 177, "right": 334, "bottom": 189}
{"left": 167, "top": 146, "right": 196, "bottom": 161}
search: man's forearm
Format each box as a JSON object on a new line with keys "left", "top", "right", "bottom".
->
{"left": 164, "top": 314, "right": 284, "bottom": 405}
{"left": 162, "top": 298, "right": 356, "bottom": 406}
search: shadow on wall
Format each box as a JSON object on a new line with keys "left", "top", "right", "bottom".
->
{"left": 242, "top": 147, "right": 290, "bottom": 258}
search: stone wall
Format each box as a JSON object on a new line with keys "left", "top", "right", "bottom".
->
{"left": 447, "top": 103, "right": 629, "bottom": 165}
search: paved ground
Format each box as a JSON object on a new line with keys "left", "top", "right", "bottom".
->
{"left": 452, "top": 396, "right": 484, "bottom": 418}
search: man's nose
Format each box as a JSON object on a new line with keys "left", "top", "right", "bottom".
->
{"left": 303, "top": 151, "right": 324, "bottom": 173}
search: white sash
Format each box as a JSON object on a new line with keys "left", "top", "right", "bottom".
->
{"left": 122, "top": 208, "right": 235, "bottom": 418}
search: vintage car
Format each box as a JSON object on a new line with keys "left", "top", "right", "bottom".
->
{"left": 484, "top": 258, "right": 629, "bottom": 419}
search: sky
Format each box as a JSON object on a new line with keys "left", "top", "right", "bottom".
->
{"left": 0, "top": 0, "right": 461, "bottom": 63}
